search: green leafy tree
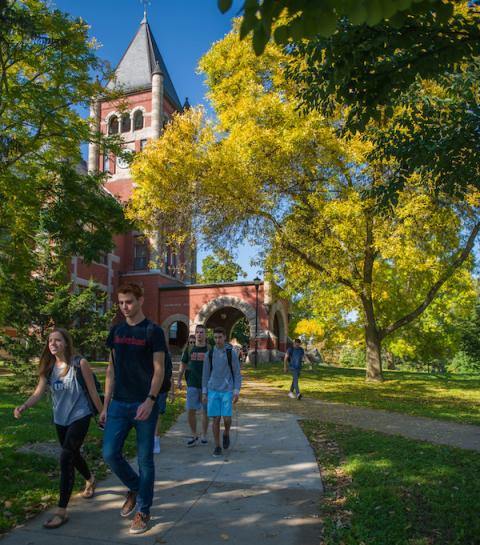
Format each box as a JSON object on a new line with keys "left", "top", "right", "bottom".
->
{"left": 0, "top": 0, "right": 127, "bottom": 322}
{"left": 199, "top": 249, "right": 246, "bottom": 283}
{"left": 0, "top": 239, "right": 115, "bottom": 389}
{"left": 217, "top": 0, "right": 457, "bottom": 55}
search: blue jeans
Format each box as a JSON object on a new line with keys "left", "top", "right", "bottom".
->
{"left": 290, "top": 367, "right": 301, "bottom": 395}
{"left": 102, "top": 399, "right": 159, "bottom": 515}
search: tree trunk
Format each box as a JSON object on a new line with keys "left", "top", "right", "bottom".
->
{"left": 365, "top": 323, "right": 383, "bottom": 381}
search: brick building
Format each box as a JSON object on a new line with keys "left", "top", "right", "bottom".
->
{"left": 73, "top": 14, "right": 288, "bottom": 361}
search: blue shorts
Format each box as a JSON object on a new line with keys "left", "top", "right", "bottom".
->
{"left": 157, "top": 392, "right": 167, "bottom": 415}
{"left": 186, "top": 387, "right": 207, "bottom": 411}
{"left": 207, "top": 390, "right": 233, "bottom": 417}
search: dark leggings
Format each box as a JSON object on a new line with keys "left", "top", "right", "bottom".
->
{"left": 55, "top": 414, "right": 92, "bottom": 508}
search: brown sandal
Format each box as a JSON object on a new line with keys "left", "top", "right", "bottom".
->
{"left": 43, "top": 514, "right": 69, "bottom": 529}
{"left": 82, "top": 477, "right": 96, "bottom": 499}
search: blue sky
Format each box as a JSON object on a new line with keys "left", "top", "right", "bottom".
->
{"left": 52, "top": 0, "right": 262, "bottom": 279}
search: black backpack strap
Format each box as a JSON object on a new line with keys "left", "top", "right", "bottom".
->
{"left": 146, "top": 321, "right": 155, "bottom": 350}
{"left": 209, "top": 348, "right": 214, "bottom": 374}
{"left": 226, "top": 348, "right": 234, "bottom": 380}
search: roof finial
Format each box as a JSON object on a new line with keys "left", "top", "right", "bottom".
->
{"left": 140, "top": 0, "right": 150, "bottom": 23}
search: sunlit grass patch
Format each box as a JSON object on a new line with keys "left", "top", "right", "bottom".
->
{"left": 246, "top": 363, "right": 480, "bottom": 424}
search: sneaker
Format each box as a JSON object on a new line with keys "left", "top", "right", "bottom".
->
{"left": 213, "top": 446, "right": 222, "bottom": 457}
{"left": 153, "top": 436, "right": 161, "bottom": 454}
{"left": 222, "top": 433, "right": 230, "bottom": 450}
{"left": 129, "top": 512, "right": 150, "bottom": 535}
{"left": 200, "top": 436, "right": 208, "bottom": 445}
{"left": 288, "top": 392, "right": 296, "bottom": 399}
{"left": 120, "top": 490, "right": 137, "bottom": 517}
{"left": 186, "top": 436, "right": 199, "bottom": 447}
{"left": 297, "top": 393, "right": 303, "bottom": 400}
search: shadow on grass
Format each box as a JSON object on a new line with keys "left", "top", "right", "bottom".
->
{"left": 303, "top": 420, "right": 480, "bottom": 545}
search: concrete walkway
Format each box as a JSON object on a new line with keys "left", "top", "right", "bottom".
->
{"left": 2, "top": 412, "right": 323, "bottom": 545}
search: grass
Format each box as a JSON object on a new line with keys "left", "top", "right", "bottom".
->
{"left": 0, "top": 375, "right": 184, "bottom": 534}
{"left": 302, "top": 420, "right": 480, "bottom": 545}
{"left": 246, "top": 363, "right": 480, "bottom": 425}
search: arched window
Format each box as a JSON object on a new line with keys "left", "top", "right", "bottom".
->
{"left": 133, "top": 110, "right": 144, "bottom": 130}
{"left": 108, "top": 115, "right": 119, "bottom": 135}
{"left": 121, "top": 113, "right": 131, "bottom": 133}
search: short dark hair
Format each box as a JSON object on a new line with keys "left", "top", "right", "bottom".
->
{"left": 294, "top": 338, "right": 301, "bottom": 344}
{"left": 213, "top": 326, "right": 226, "bottom": 336}
{"left": 195, "top": 324, "right": 206, "bottom": 331}
{"left": 118, "top": 283, "right": 144, "bottom": 299}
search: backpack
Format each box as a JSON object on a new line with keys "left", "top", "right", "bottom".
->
{"left": 209, "top": 347, "right": 234, "bottom": 380}
{"left": 72, "top": 356, "right": 104, "bottom": 415}
{"left": 47, "top": 356, "right": 104, "bottom": 416}
{"left": 146, "top": 322, "right": 172, "bottom": 393}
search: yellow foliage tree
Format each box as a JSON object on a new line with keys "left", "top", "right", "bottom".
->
{"left": 129, "top": 23, "right": 479, "bottom": 381}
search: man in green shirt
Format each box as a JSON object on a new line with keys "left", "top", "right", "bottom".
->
{"left": 177, "top": 324, "right": 209, "bottom": 446}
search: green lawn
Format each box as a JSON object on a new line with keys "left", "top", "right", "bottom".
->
{"left": 0, "top": 376, "right": 183, "bottom": 534}
{"left": 247, "top": 363, "right": 480, "bottom": 425}
{"left": 302, "top": 420, "right": 480, "bottom": 545}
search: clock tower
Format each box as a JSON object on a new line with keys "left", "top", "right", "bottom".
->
{"left": 79, "top": 12, "right": 196, "bottom": 319}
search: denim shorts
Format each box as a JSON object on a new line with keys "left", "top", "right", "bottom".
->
{"left": 207, "top": 390, "right": 233, "bottom": 417}
{"left": 186, "top": 387, "right": 207, "bottom": 411}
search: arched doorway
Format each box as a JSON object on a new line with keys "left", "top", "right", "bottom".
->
{"left": 168, "top": 321, "right": 189, "bottom": 351}
{"left": 161, "top": 314, "right": 190, "bottom": 354}
{"left": 194, "top": 296, "right": 257, "bottom": 340}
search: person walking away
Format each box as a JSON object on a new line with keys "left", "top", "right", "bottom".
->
{"left": 100, "top": 283, "right": 167, "bottom": 535}
{"left": 202, "top": 327, "right": 241, "bottom": 457}
{"left": 14, "top": 328, "right": 102, "bottom": 529}
{"left": 284, "top": 338, "right": 305, "bottom": 400}
{"left": 177, "top": 326, "right": 209, "bottom": 446}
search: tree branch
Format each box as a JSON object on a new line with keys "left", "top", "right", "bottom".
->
{"left": 380, "top": 221, "right": 480, "bottom": 339}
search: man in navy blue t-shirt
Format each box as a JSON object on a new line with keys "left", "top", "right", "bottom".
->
{"left": 283, "top": 338, "right": 305, "bottom": 400}
{"left": 100, "top": 283, "right": 166, "bottom": 535}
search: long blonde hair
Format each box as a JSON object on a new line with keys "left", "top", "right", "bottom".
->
{"left": 38, "top": 328, "right": 75, "bottom": 378}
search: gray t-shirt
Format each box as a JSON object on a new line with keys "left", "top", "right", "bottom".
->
{"left": 49, "top": 362, "right": 92, "bottom": 426}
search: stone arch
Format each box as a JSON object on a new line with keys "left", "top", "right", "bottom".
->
{"left": 162, "top": 313, "right": 190, "bottom": 352}
{"left": 194, "top": 296, "right": 257, "bottom": 338}
{"left": 269, "top": 301, "right": 288, "bottom": 346}
{"left": 161, "top": 313, "right": 190, "bottom": 334}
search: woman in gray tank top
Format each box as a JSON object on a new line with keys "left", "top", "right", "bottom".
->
{"left": 14, "top": 328, "right": 103, "bottom": 529}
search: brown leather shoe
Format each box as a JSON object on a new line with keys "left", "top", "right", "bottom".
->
{"left": 129, "top": 512, "right": 150, "bottom": 534}
{"left": 120, "top": 490, "right": 137, "bottom": 517}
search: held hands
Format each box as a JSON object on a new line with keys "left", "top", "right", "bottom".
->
{"left": 202, "top": 394, "right": 208, "bottom": 404}
{"left": 176, "top": 379, "right": 183, "bottom": 390}
{"left": 99, "top": 408, "right": 107, "bottom": 426}
{"left": 135, "top": 398, "right": 154, "bottom": 421}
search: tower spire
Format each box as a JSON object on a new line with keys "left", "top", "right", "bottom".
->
{"left": 140, "top": 0, "right": 150, "bottom": 22}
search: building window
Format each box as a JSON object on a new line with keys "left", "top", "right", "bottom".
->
{"left": 121, "top": 113, "right": 131, "bottom": 133}
{"left": 140, "top": 139, "right": 147, "bottom": 151}
{"left": 104, "top": 154, "right": 110, "bottom": 173}
{"left": 133, "top": 110, "right": 144, "bottom": 130}
{"left": 108, "top": 116, "right": 119, "bottom": 135}
{"left": 134, "top": 236, "right": 149, "bottom": 270}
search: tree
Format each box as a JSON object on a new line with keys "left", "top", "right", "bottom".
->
{"left": 0, "top": 0, "right": 127, "bottom": 322}
{"left": 199, "top": 249, "right": 246, "bottom": 283}
{"left": 129, "top": 24, "right": 480, "bottom": 381}
{"left": 0, "top": 237, "right": 115, "bottom": 389}
{"left": 288, "top": 2, "right": 480, "bottom": 130}
{"left": 217, "top": 0, "right": 457, "bottom": 55}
